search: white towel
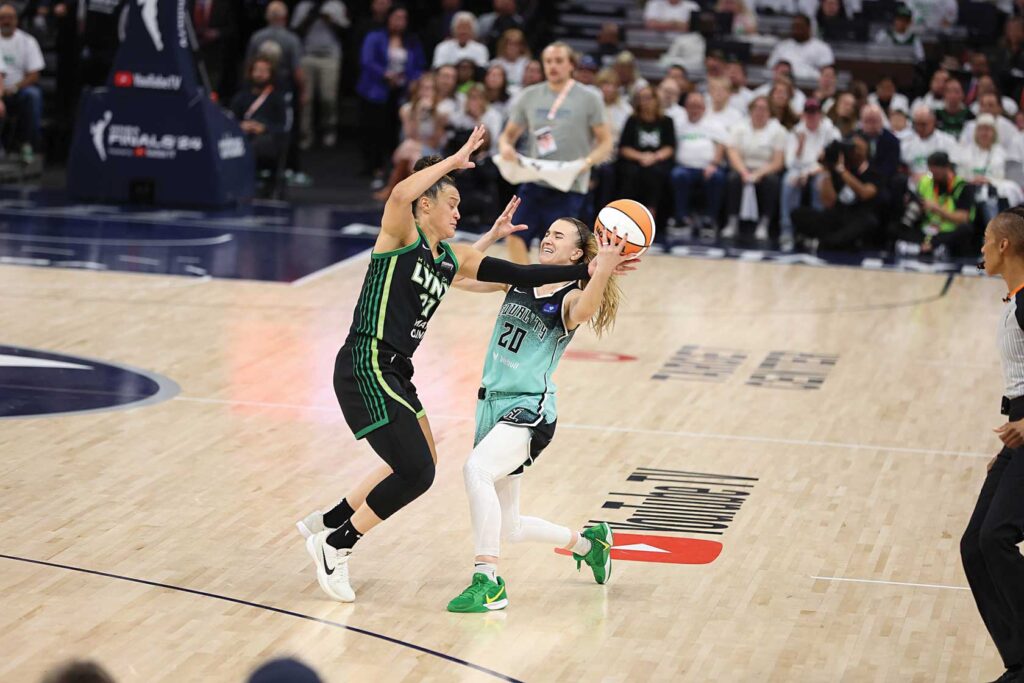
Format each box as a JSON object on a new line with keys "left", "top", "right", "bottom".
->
{"left": 493, "top": 155, "right": 588, "bottom": 193}
{"left": 739, "top": 182, "right": 759, "bottom": 221}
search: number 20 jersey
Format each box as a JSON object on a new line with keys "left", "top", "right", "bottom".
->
{"left": 479, "top": 282, "right": 580, "bottom": 405}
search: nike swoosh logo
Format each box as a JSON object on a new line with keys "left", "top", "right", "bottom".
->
{"left": 485, "top": 585, "right": 505, "bottom": 603}
{"left": 322, "top": 548, "right": 334, "bottom": 575}
{"left": 595, "top": 539, "right": 611, "bottom": 550}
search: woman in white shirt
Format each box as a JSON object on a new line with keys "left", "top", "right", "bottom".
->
{"left": 958, "top": 114, "right": 1023, "bottom": 220}
{"left": 780, "top": 100, "right": 840, "bottom": 249}
{"left": 490, "top": 28, "right": 530, "bottom": 92}
{"left": 724, "top": 96, "right": 787, "bottom": 241}
{"left": 704, "top": 77, "right": 743, "bottom": 130}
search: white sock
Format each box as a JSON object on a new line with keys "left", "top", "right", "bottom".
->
{"left": 570, "top": 533, "right": 591, "bottom": 556}
{"left": 474, "top": 562, "right": 498, "bottom": 581}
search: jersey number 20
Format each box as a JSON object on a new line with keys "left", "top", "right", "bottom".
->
{"left": 498, "top": 322, "right": 526, "bottom": 353}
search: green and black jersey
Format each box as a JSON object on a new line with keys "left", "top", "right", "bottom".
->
{"left": 334, "top": 226, "right": 459, "bottom": 439}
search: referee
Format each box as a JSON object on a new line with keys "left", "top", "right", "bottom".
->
{"left": 963, "top": 207, "right": 1024, "bottom": 683}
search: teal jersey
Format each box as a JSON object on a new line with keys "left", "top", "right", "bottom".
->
{"left": 480, "top": 282, "right": 580, "bottom": 415}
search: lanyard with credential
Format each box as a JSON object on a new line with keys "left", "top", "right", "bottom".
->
{"left": 546, "top": 80, "right": 575, "bottom": 121}
{"left": 245, "top": 85, "right": 274, "bottom": 120}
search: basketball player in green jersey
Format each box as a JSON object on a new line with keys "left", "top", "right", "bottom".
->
{"left": 446, "top": 218, "right": 627, "bottom": 613}
{"left": 299, "top": 126, "right": 637, "bottom": 603}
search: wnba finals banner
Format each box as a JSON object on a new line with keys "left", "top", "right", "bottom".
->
{"left": 67, "top": 0, "right": 253, "bottom": 207}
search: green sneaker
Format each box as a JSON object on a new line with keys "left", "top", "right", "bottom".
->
{"left": 446, "top": 573, "right": 509, "bottom": 613}
{"left": 573, "top": 523, "right": 613, "bottom": 585}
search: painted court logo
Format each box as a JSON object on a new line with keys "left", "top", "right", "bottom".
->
{"left": 557, "top": 466, "right": 757, "bottom": 565}
{"left": 0, "top": 345, "right": 179, "bottom": 418}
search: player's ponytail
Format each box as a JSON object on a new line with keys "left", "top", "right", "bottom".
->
{"left": 561, "top": 217, "right": 622, "bottom": 337}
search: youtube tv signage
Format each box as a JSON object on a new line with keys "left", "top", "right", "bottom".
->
{"left": 68, "top": 0, "right": 253, "bottom": 207}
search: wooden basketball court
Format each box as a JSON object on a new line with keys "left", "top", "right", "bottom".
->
{"left": 0, "top": 251, "right": 1007, "bottom": 681}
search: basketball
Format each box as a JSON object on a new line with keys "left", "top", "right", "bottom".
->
{"left": 595, "top": 199, "right": 656, "bottom": 257}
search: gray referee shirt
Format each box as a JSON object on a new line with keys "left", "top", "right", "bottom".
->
{"left": 999, "top": 288, "right": 1024, "bottom": 399}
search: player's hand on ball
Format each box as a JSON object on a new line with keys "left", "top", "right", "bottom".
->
{"left": 994, "top": 420, "right": 1024, "bottom": 448}
{"left": 488, "top": 195, "right": 528, "bottom": 240}
{"left": 589, "top": 229, "right": 638, "bottom": 277}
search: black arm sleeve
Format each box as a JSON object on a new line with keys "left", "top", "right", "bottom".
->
{"left": 476, "top": 256, "right": 588, "bottom": 287}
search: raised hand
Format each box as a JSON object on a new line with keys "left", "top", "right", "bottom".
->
{"left": 588, "top": 228, "right": 640, "bottom": 277}
{"left": 488, "top": 195, "right": 529, "bottom": 240}
{"left": 452, "top": 125, "right": 488, "bottom": 170}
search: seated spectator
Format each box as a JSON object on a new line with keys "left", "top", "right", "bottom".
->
{"left": 780, "top": 99, "right": 840, "bottom": 250}
{"left": 591, "top": 67, "right": 632, "bottom": 218}
{"left": 724, "top": 96, "right": 787, "bottom": 241}
{"left": 434, "top": 63, "right": 460, "bottom": 118}
{"left": 969, "top": 76, "right": 1019, "bottom": 117}
{"left": 904, "top": 0, "right": 957, "bottom": 32}
{"left": 714, "top": 0, "right": 759, "bottom": 36}
{"left": 432, "top": 11, "right": 489, "bottom": 68}
{"left": 664, "top": 65, "right": 693, "bottom": 101}
{"left": 644, "top": 0, "right": 701, "bottom": 35}
{"left": 902, "top": 106, "right": 957, "bottom": 180}
{"left": 490, "top": 28, "right": 530, "bottom": 92}
{"left": 792, "top": 133, "right": 880, "bottom": 251}
{"left": 373, "top": 73, "right": 448, "bottom": 200}
{"left": 705, "top": 77, "right": 743, "bottom": 130}
{"left": 591, "top": 22, "right": 622, "bottom": 67}
{"left": 867, "top": 77, "right": 909, "bottom": 119}
{"left": 657, "top": 77, "right": 685, "bottom": 124}
{"left": 482, "top": 64, "right": 511, "bottom": 120}
{"left": 291, "top": 0, "right": 349, "bottom": 149}
{"left": 766, "top": 14, "right": 834, "bottom": 81}
{"left": 935, "top": 78, "right": 975, "bottom": 138}
{"left": 727, "top": 59, "right": 755, "bottom": 113}
{"left": 230, "top": 57, "right": 288, "bottom": 174}
{"left": 814, "top": 65, "right": 838, "bottom": 113}
{"left": 575, "top": 54, "right": 600, "bottom": 91}
{"left": 520, "top": 59, "right": 543, "bottom": 88}
{"left": 614, "top": 51, "right": 650, "bottom": 99}
{"left": 477, "top": 0, "right": 525, "bottom": 54}
{"left": 961, "top": 93, "right": 1020, "bottom": 155}
{"left": 753, "top": 61, "right": 806, "bottom": 115}
{"left": 704, "top": 49, "right": 728, "bottom": 83}
{"left": 828, "top": 91, "right": 859, "bottom": 136}
{"left": 859, "top": 103, "right": 901, "bottom": 178}
{"left": 670, "top": 91, "right": 728, "bottom": 234}
{"left": 449, "top": 83, "right": 504, "bottom": 154}
{"left": 893, "top": 151, "right": 976, "bottom": 258}
{"left": 956, "top": 114, "right": 1022, "bottom": 223}
{"left": 815, "top": 0, "right": 849, "bottom": 41}
{"left": 42, "top": 660, "right": 117, "bottom": 683}
{"left": 890, "top": 103, "right": 913, "bottom": 143}
{"left": 873, "top": 3, "right": 924, "bottom": 62}
{"left": 911, "top": 68, "right": 949, "bottom": 113}
{"left": 0, "top": 3, "right": 43, "bottom": 162}
{"left": 769, "top": 80, "right": 800, "bottom": 129}
{"left": 455, "top": 58, "right": 479, "bottom": 94}
{"left": 617, "top": 86, "right": 677, "bottom": 230}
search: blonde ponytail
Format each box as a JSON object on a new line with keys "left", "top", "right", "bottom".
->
{"left": 559, "top": 217, "right": 623, "bottom": 337}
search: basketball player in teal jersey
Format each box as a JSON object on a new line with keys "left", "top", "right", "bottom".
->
{"left": 446, "top": 217, "right": 627, "bottom": 613}
{"left": 298, "top": 126, "right": 637, "bottom": 603}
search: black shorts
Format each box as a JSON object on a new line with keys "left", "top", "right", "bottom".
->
{"left": 498, "top": 404, "right": 556, "bottom": 476}
{"left": 334, "top": 343, "right": 424, "bottom": 440}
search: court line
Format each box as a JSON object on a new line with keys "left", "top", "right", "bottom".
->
{"left": 810, "top": 575, "right": 970, "bottom": 591}
{"left": 0, "top": 232, "right": 233, "bottom": 247}
{"left": 0, "top": 553, "right": 523, "bottom": 683}
{"left": 172, "top": 396, "right": 993, "bottom": 459}
{"left": 290, "top": 247, "right": 374, "bottom": 287}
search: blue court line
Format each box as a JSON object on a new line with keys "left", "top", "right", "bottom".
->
{"left": 0, "top": 553, "right": 524, "bottom": 683}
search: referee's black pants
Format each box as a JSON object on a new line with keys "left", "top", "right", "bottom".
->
{"left": 962, "top": 443, "right": 1024, "bottom": 668}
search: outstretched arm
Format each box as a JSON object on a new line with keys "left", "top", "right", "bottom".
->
{"left": 378, "top": 125, "right": 489, "bottom": 253}
{"left": 453, "top": 195, "right": 529, "bottom": 293}
{"left": 450, "top": 241, "right": 639, "bottom": 287}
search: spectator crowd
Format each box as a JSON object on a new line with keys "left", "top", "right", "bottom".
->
{"left": 13, "top": 0, "right": 1024, "bottom": 258}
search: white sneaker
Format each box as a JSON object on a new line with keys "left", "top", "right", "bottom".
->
{"left": 306, "top": 530, "right": 356, "bottom": 602}
{"left": 779, "top": 233, "right": 795, "bottom": 252}
{"left": 754, "top": 219, "right": 769, "bottom": 242}
{"left": 296, "top": 510, "right": 326, "bottom": 540}
{"left": 721, "top": 217, "right": 738, "bottom": 239}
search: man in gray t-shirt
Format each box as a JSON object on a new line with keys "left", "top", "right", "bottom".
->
{"left": 499, "top": 42, "right": 613, "bottom": 262}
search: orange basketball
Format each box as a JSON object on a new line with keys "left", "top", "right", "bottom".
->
{"left": 594, "top": 199, "right": 656, "bottom": 257}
